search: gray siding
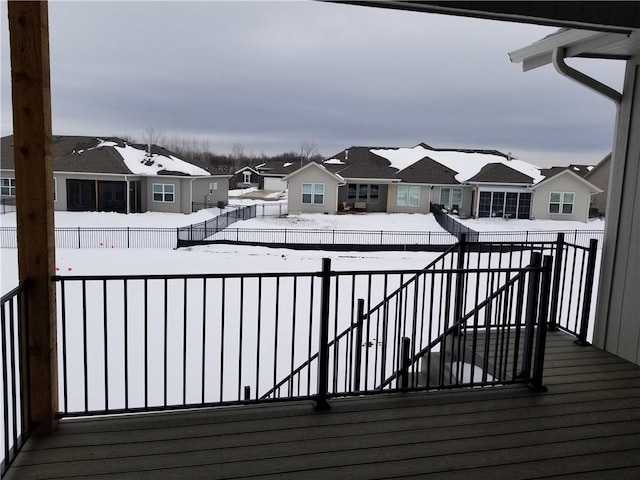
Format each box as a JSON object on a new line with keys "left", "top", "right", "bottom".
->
{"left": 286, "top": 166, "right": 341, "bottom": 214}
{"left": 585, "top": 160, "right": 610, "bottom": 215}
{"left": 433, "top": 186, "right": 474, "bottom": 217}
{"left": 532, "top": 174, "right": 593, "bottom": 222}
{"left": 192, "top": 177, "right": 229, "bottom": 210}
{"left": 145, "top": 178, "right": 183, "bottom": 214}
{"left": 387, "top": 184, "right": 432, "bottom": 214}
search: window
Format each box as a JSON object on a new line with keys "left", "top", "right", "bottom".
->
{"left": 478, "top": 191, "right": 531, "bottom": 219}
{"left": 243, "top": 171, "right": 251, "bottom": 184}
{"left": 397, "top": 185, "right": 420, "bottom": 207}
{"left": 1, "top": 178, "right": 16, "bottom": 196}
{"left": 439, "top": 187, "right": 463, "bottom": 209}
{"left": 302, "top": 183, "right": 324, "bottom": 204}
{"left": 209, "top": 182, "right": 218, "bottom": 192}
{"left": 153, "top": 183, "right": 175, "bottom": 203}
{"left": 549, "top": 191, "right": 574, "bottom": 215}
{"left": 347, "top": 184, "right": 379, "bottom": 204}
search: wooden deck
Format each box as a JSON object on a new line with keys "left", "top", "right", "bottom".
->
{"left": 6, "top": 331, "right": 640, "bottom": 479}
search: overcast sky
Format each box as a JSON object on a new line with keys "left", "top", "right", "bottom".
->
{"left": 0, "top": 1, "right": 626, "bottom": 166}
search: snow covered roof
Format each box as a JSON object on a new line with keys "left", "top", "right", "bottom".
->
{"left": 0, "top": 135, "right": 211, "bottom": 176}
{"left": 369, "top": 145, "right": 545, "bottom": 184}
{"left": 114, "top": 143, "right": 209, "bottom": 176}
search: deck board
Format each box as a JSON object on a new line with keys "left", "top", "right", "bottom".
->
{"left": 6, "top": 331, "right": 640, "bottom": 480}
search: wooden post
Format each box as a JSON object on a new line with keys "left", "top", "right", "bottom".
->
{"left": 8, "top": 0, "right": 58, "bottom": 435}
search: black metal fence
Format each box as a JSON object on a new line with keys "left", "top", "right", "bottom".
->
{"left": 1, "top": 284, "right": 29, "bottom": 477}
{"left": 431, "top": 202, "right": 479, "bottom": 240}
{"left": 0, "top": 197, "right": 16, "bottom": 215}
{"left": 177, "top": 205, "right": 257, "bottom": 245}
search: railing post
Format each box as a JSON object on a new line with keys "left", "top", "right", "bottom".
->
{"left": 354, "top": 299, "right": 364, "bottom": 392}
{"left": 531, "top": 256, "right": 552, "bottom": 392}
{"left": 314, "top": 258, "right": 332, "bottom": 411}
{"left": 127, "top": 226, "right": 130, "bottom": 249}
{"left": 575, "top": 238, "right": 598, "bottom": 346}
{"left": 520, "top": 252, "right": 541, "bottom": 380}
{"left": 548, "top": 232, "right": 564, "bottom": 331}
{"left": 398, "top": 337, "right": 411, "bottom": 390}
{"left": 453, "top": 233, "right": 466, "bottom": 336}
{"left": 77, "top": 226, "right": 81, "bottom": 249}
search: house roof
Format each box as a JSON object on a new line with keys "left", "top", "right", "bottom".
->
{"left": 467, "top": 163, "right": 534, "bottom": 184}
{"left": 530, "top": 168, "right": 602, "bottom": 193}
{"left": 584, "top": 153, "right": 611, "bottom": 180}
{"left": 1, "top": 135, "right": 211, "bottom": 177}
{"left": 395, "top": 156, "right": 460, "bottom": 184}
{"left": 540, "top": 164, "right": 595, "bottom": 180}
{"left": 281, "top": 160, "right": 345, "bottom": 184}
{"left": 323, "top": 147, "right": 400, "bottom": 179}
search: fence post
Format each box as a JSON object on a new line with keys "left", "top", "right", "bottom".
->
{"left": 548, "top": 233, "right": 564, "bottom": 331}
{"left": 354, "top": 299, "right": 365, "bottom": 392}
{"left": 127, "top": 226, "right": 130, "bottom": 249}
{"left": 398, "top": 337, "right": 411, "bottom": 390}
{"left": 314, "top": 258, "right": 332, "bottom": 411}
{"left": 520, "top": 252, "right": 541, "bottom": 380}
{"left": 77, "top": 226, "right": 81, "bottom": 248}
{"left": 575, "top": 238, "right": 598, "bottom": 346}
{"left": 531, "top": 255, "right": 552, "bottom": 392}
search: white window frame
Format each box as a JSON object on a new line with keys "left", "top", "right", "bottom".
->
{"left": 549, "top": 191, "right": 574, "bottom": 215}
{"left": 397, "top": 185, "right": 420, "bottom": 207}
{"left": 243, "top": 171, "right": 251, "bottom": 184}
{"left": 0, "top": 178, "right": 16, "bottom": 196}
{"left": 439, "top": 187, "right": 463, "bottom": 209}
{"left": 152, "top": 183, "right": 175, "bottom": 203}
{"left": 301, "top": 182, "right": 325, "bottom": 205}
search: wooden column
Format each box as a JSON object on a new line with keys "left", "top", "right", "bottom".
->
{"left": 8, "top": 0, "right": 58, "bottom": 434}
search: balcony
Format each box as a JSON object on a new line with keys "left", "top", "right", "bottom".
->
{"left": 6, "top": 329, "right": 640, "bottom": 479}
{"left": 5, "top": 236, "right": 640, "bottom": 478}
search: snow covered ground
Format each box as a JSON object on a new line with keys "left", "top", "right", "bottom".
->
{"left": 456, "top": 216, "right": 605, "bottom": 232}
{"left": 1, "top": 209, "right": 601, "bottom": 416}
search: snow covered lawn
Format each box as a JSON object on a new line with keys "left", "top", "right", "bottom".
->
{"left": 456, "top": 216, "right": 605, "bottom": 232}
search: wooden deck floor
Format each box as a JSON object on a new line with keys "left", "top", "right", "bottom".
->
{"left": 6, "top": 331, "right": 640, "bottom": 479}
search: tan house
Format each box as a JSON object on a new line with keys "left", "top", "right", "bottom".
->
{"left": 282, "top": 161, "right": 345, "bottom": 214}
{"left": 1, "top": 135, "right": 230, "bottom": 214}
{"left": 282, "top": 143, "right": 601, "bottom": 222}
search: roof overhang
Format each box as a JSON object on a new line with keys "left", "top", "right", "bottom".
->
{"left": 509, "top": 28, "right": 639, "bottom": 72}
{"left": 530, "top": 168, "right": 602, "bottom": 194}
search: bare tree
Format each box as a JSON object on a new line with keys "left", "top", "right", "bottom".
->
{"left": 300, "top": 141, "right": 319, "bottom": 161}
{"left": 231, "top": 143, "right": 245, "bottom": 160}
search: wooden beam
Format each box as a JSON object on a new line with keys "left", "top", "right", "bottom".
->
{"left": 8, "top": 0, "right": 58, "bottom": 435}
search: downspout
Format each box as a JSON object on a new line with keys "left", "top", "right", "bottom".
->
{"left": 552, "top": 47, "right": 622, "bottom": 109}
{"left": 190, "top": 177, "right": 196, "bottom": 213}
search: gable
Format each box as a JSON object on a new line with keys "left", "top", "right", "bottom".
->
{"left": 467, "top": 163, "right": 534, "bottom": 184}
{"left": 396, "top": 156, "right": 460, "bottom": 184}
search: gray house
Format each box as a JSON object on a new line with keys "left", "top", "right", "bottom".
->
{"left": 282, "top": 143, "right": 601, "bottom": 222}
{"left": 0, "top": 135, "right": 230, "bottom": 214}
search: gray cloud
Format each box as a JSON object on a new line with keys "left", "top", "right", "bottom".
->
{"left": 1, "top": 1, "right": 625, "bottom": 166}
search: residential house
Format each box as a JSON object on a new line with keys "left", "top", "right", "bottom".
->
{"left": 584, "top": 153, "right": 611, "bottom": 216}
{"left": 232, "top": 165, "right": 261, "bottom": 190}
{"left": 0, "top": 135, "right": 230, "bottom": 214}
{"left": 282, "top": 161, "right": 345, "bottom": 214}
{"left": 255, "top": 159, "right": 302, "bottom": 191}
{"left": 282, "top": 143, "right": 601, "bottom": 222}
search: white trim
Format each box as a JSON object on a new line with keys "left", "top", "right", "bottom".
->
{"left": 548, "top": 191, "right": 575, "bottom": 215}
{"left": 301, "top": 182, "right": 325, "bottom": 205}
{"left": 152, "top": 182, "right": 176, "bottom": 203}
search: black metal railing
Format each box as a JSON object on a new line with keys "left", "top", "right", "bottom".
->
{"left": 52, "top": 236, "right": 594, "bottom": 417}
{"left": 1, "top": 284, "right": 29, "bottom": 477}
{"left": 177, "top": 205, "right": 256, "bottom": 245}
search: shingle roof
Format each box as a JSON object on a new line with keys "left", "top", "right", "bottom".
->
{"left": 323, "top": 147, "right": 399, "bottom": 179}
{"left": 1, "top": 135, "right": 207, "bottom": 176}
{"left": 467, "top": 163, "right": 534, "bottom": 184}
{"left": 540, "top": 164, "right": 594, "bottom": 180}
{"left": 396, "top": 156, "right": 460, "bottom": 184}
